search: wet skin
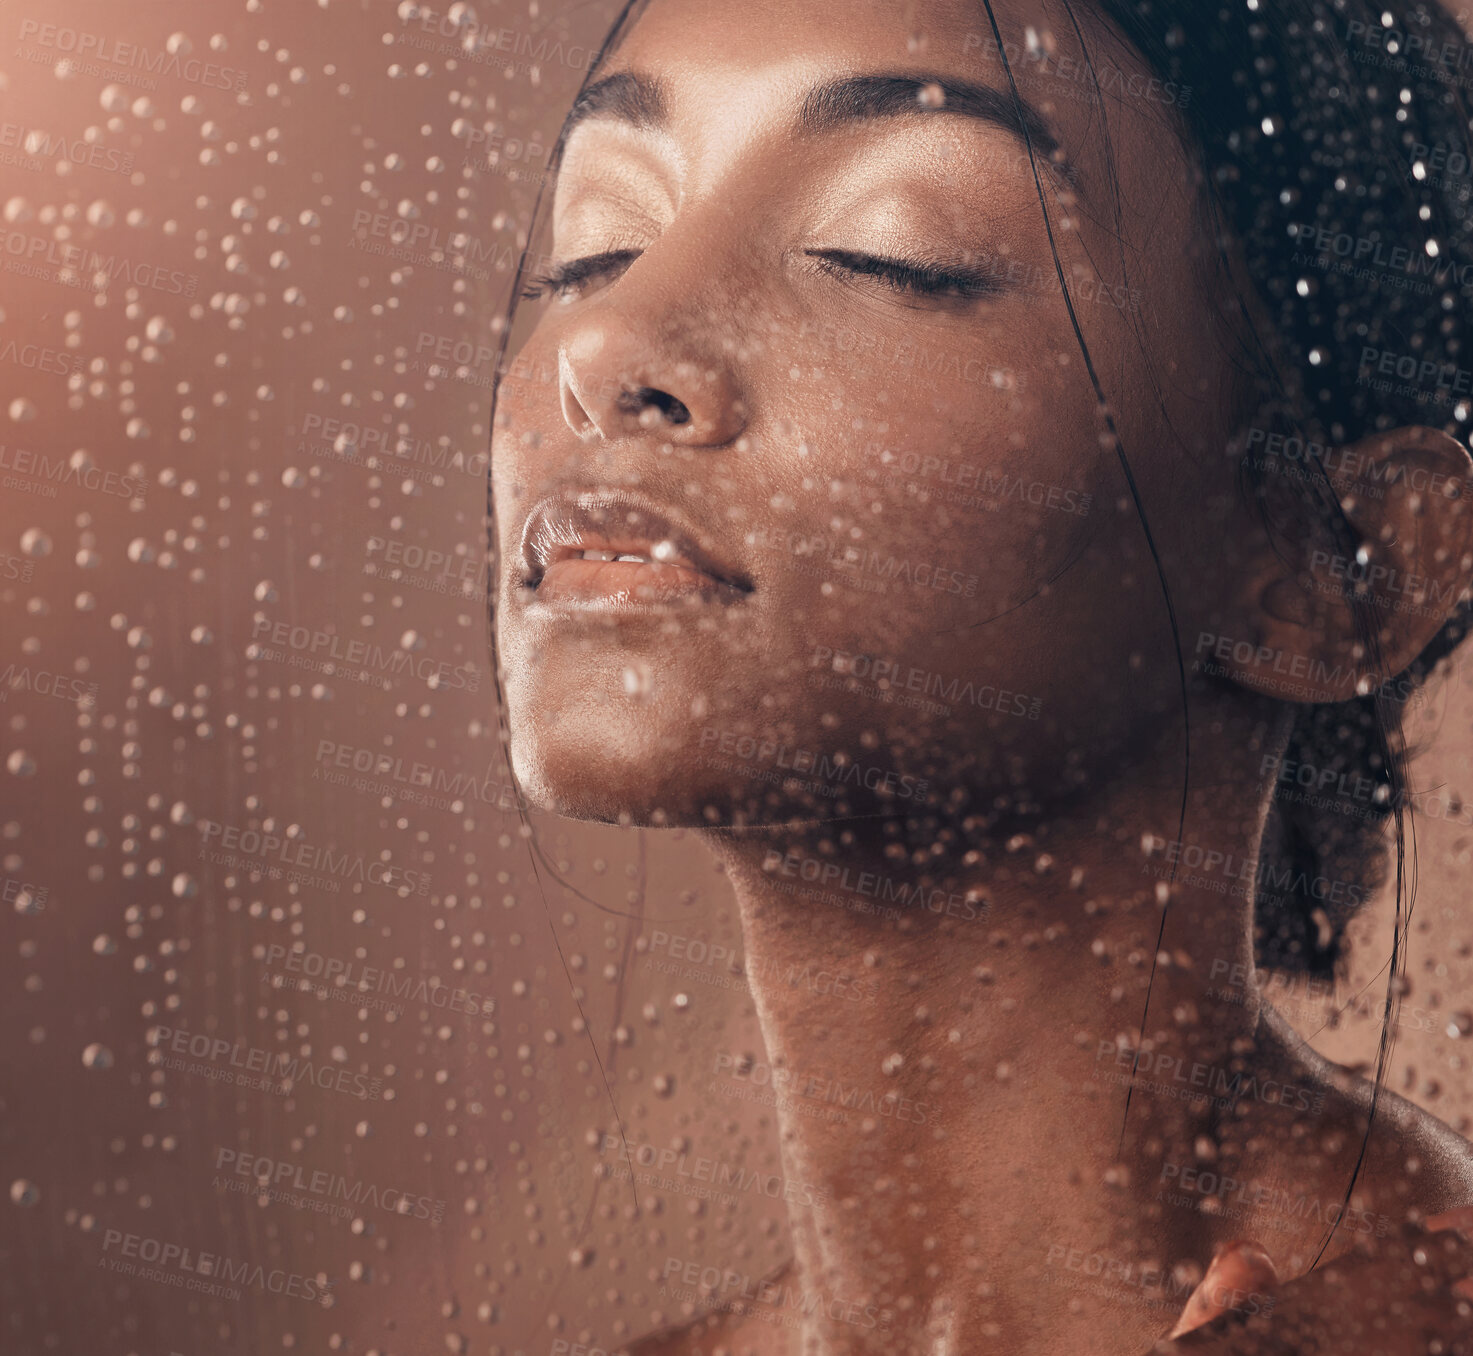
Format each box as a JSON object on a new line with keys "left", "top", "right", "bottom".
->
{"left": 490, "top": 0, "right": 1473, "bottom": 1351}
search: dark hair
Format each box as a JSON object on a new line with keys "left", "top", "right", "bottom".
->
{"left": 1074, "top": 0, "right": 1473, "bottom": 977}
{"left": 956, "top": 0, "right": 1473, "bottom": 1265}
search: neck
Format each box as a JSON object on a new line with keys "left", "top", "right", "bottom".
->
{"left": 697, "top": 751, "right": 1287, "bottom": 1355}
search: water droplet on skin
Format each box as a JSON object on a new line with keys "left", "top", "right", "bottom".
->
{"left": 7, "top": 751, "right": 36, "bottom": 777}
{"left": 12, "top": 887, "right": 42, "bottom": 916}
{"left": 8, "top": 398, "right": 36, "bottom": 422}
{"left": 10, "top": 1180, "right": 39, "bottom": 1206}
{"left": 917, "top": 81, "right": 946, "bottom": 109}
{"left": 82, "top": 1044, "right": 113, "bottom": 1070}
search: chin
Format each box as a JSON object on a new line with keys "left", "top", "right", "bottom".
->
{"left": 504, "top": 709, "right": 713, "bottom": 826}
{"left": 505, "top": 709, "right": 869, "bottom": 828}
{"left": 496, "top": 629, "right": 786, "bottom": 825}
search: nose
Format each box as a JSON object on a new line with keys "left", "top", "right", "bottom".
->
{"left": 557, "top": 310, "right": 747, "bottom": 446}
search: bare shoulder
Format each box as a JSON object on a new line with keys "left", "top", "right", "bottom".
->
{"left": 1339, "top": 1070, "right": 1473, "bottom": 1211}
{"left": 1275, "top": 1005, "right": 1473, "bottom": 1215}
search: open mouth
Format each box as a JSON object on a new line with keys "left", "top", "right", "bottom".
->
{"left": 519, "top": 492, "right": 753, "bottom": 609}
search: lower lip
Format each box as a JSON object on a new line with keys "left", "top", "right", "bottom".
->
{"left": 529, "top": 558, "right": 745, "bottom": 610}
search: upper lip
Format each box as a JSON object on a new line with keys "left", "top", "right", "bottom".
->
{"left": 519, "top": 489, "right": 754, "bottom": 593}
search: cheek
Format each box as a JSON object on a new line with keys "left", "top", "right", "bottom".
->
{"left": 754, "top": 350, "right": 1103, "bottom": 624}
{"left": 738, "top": 355, "right": 1164, "bottom": 774}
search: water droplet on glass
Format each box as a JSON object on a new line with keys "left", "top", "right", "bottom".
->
{"left": 10, "top": 1180, "right": 39, "bottom": 1206}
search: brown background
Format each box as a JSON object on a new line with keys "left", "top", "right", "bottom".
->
{"left": 1, "top": 3, "right": 1471, "bottom": 1354}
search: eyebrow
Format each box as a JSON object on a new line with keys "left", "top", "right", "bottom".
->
{"left": 800, "top": 74, "right": 1071, "bottom": 180}
{"left": 564, "top": 69, "right": 1076, "bottom": 188}
{"left": 566, "top": 70, "right": 670, "bottom": 137}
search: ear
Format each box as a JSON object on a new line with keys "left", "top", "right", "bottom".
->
{"left": 1204, "top": 425, "right": 1473, "bottom": 705}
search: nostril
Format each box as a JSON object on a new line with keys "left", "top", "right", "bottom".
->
{"left": 618, "top": 386, "right": 691, "bottom": 426}
{"left": 653, "top": 391, "right": 692, "bottom": 426}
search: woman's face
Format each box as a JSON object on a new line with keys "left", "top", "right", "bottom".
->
{"left": 492, "top": 0, "right": 1257, "bottom": 827}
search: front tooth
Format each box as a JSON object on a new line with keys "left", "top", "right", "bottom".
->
{"left": 581, "top": 549, "right": 618, "bottom": 561}
{"left": 614, "top": 553, "right": 646, "bottom": 563}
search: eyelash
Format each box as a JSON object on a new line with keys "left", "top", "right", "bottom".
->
{"left": 520, "top": 247, "right": 999, "bottom": 303}
{"left": 521, "top": 249, "right": 641, "bottom": 301}
{"left": 805, "top": 248, "right": 999, "bottom": 301}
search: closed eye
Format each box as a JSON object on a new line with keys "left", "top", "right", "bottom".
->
{"left": 520, "top": 246, "right": 1001, "bottom": 305}
{"left": 805, "top": 248, "right": 1001, "bottom": 302}
{"left": 521, "top": 248, "right": 642, "bottom": 301}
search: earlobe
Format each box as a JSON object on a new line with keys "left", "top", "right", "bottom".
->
{"left": 1208, "top": 425, "right": 1473, "bottom": 706}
